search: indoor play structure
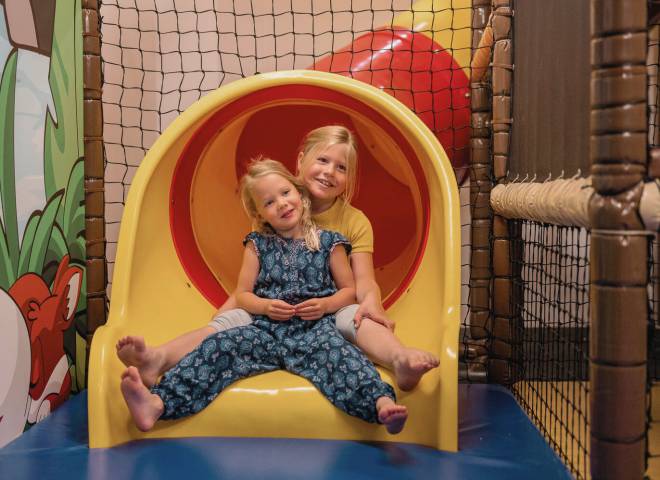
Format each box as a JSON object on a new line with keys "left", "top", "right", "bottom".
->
{"left": 0, "top": 1, "right": 658, "bottom": 479}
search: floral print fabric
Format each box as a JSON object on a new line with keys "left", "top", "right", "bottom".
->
{"left": 151, "top": 230, "right": 394, "bottom": 423}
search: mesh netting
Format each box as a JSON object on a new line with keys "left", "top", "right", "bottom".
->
{"left": 509, "top": 220, "right": 591, "bottom": 480}
{"left": 100, "top": 0, "right": 477, "bottom": 374}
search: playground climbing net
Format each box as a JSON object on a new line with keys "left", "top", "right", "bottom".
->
{"left": 99, "top": 0, "right": 475, "bottom": 369}
{"left": 509, "top": 221, "right": 591, "bottom": 479}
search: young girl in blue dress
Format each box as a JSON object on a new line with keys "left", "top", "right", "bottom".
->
{"left": 120, "top": 158, "right": 408, "bottom": 434}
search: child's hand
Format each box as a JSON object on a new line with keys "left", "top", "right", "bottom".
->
{"left": 355, "top": 301, "right": 394, "bottom": 330}
{"left": 265, "top": 300, "right": 296, "bottom": 321}
{"left": 294, "top": 298, "right": 327, "bottom": 321}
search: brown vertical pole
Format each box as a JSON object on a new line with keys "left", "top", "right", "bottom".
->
{"left": 589, "top": 1, "right": 648, "bottom": 478}
{"left": 468, "top": 0, "right": 493, "bottom": 380}
{"left": 82, "top": 0, "right": 107, "bottom": 369}
{"left": 488, "top": 0, "right": 515, "bottom": 384}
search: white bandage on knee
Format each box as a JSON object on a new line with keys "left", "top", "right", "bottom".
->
{"left": 207, "top": 308, "right": 253, "bottom": 332}
{"left": 334, "top": 304, "right": 359, "bottom": 344}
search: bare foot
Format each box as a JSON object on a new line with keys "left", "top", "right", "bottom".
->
{"left": 116, "top": 336, "right": 164, "bottom": 388}
{"left": 392, "top": 348, "right": 439, "bottom": 391}
{"left": 376, "top": 397, "right": 408, "bottom": 434}
{"left": 120, "top": 366, "right": 164, "bottom": 432}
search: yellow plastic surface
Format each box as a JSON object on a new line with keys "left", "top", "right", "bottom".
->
{"left": 88, "top": 70, "right": 461, "bottom": 451}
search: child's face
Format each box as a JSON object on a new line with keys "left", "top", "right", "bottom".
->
{"left": 299, "top": 143, "right": 348, "bottom": 204}
{"left": 252, "top": 173, "right": 304, "bottom": 236}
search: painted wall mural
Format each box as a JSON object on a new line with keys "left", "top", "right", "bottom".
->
{"left": 0, "top": 0, "right": 85, "bottom": 448}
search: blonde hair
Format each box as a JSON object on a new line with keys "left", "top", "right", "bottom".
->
{"left": 297, "top": 125, "right": 358, "bottom": 206}
{"left": 239, "top": 157, "right": 320, "bottom": 251}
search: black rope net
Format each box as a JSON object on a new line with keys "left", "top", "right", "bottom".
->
{"left": 508, "top": 221, "right": 591, "bottom": 480}
{"left": 100, "top": 0, "right": 477, "bottom": 377}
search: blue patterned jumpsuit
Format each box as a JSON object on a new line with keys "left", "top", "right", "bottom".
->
{"left": 151, "top": 230, "right": 395, "bottom": 423}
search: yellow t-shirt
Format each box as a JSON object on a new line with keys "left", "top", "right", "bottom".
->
{"left": 312, "top": 200, "right": 374, "bottom": 254}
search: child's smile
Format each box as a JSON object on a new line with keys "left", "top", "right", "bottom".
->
{"left": 280, "top": 207, "right": 296, "bottom": 219}
{"left": 315, "top": 178, "right": 335, "bottom": 189}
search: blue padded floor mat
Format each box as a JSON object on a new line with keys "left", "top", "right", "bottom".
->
{"left": 0, "top": 384, "right": 571, "bottom": 480}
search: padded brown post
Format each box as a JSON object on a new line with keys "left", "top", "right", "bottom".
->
{"left": 468, "top": 0, "right": 492, "bottom": 380}
{"left": 82, "top": 0, "right": 107, "bottom": 364}
{"left": 488, "top": 0, "right": 515, "bottom": 384}
{"left": 589, "top": 1, "right": 648, "bottom": 478}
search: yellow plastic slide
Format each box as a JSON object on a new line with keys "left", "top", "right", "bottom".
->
{"left": 88, "top": 70, "right": 460, "bottom": 450}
